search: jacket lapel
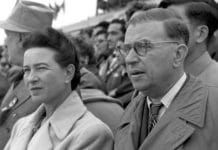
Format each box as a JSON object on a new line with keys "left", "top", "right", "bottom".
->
{"left": 13, "top": 80, "right": 31, "bottom": 109}
{"left": 1, "top": 80, "right": 30, "bottom": 110}
{"left": 139, "top": 75, "right": 208, "bottom": 150}
{"left": 115, "top": 92, "right": 146, "bottom": 150}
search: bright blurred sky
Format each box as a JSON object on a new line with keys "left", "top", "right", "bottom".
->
{"left": 0, "top": 0, "right": 97, "bottom": 45}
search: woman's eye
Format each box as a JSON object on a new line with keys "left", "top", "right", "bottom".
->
{"left": 23, "top": 68, "right": 30, "bottom": 74}
{"left": 37, "top": 67, "right": 47, "bottom": 71}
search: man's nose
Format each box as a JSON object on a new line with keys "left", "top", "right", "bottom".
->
{"left": 125, "top": 48, "right": 139, "bottom": 65}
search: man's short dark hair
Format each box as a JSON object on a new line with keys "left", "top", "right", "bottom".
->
{"left": 159, "top": 0, "right": 218, "bottom": 44}
{"left": 95, "top": 21, "right": 109, "bottom": 30}
{"left": 110, "top": 19, "right": 126, "bottom": 34}
{"left": 22, "top": 27, "right": 80, "bottom": 90}
{"left": 125, "top": 1, "right": 157, "bottom": 21}
{"left": 128, "top": 8, "right": 189, "bottom": 44}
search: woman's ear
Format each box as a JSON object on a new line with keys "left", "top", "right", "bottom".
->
{"left": 65, "top": 64, "right": 75, "bottom": 84}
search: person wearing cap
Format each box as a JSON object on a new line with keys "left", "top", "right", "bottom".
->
{"left": 0, "top": 1, "right": 54, "bottom": 149}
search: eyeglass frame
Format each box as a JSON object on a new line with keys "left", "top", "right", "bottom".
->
{"left": 116, "top": 38, "right": 180, "bottom": 57}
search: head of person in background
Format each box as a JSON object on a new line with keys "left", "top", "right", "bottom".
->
{"left": 107, "top": 19, "right": 126, "bottom": 52}
{"left": 79, "top": 28, "right": 93, "bottom": 44}
{"left": 94, "top": 30, "right": 109, "bottom": 61}
{"left": 92, "top": 21, "right": 109, "bottom": 38}
{"left": 120, "top": 8, "right": 189, "bottom": 98}
{"left": 125, "top": 0, "right": 158, "bottom": 21}
{"left": 71, "top": 36, "right": 97, "bottom": 71}
{"left": 159, "top": 0, "right": 218, "bottom": 64}
{"left": 0, "top": 1, "right": 53, "bottom": 67}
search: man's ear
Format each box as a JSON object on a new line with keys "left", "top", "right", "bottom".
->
{"left": 173, "top": 44, "right": 188, "bottom": 68}
{"left": 65, "top": 64, "right": 75, "bottom": 84}
{"left": 195, "top": 25, "right": 209, "bottom": 43}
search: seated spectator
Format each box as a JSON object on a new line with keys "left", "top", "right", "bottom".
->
{"left": 92, "top": 21, "right": 109, "bottom": 39}
{"left": 71, "top": 36, "right": 98, "bottom": 76}
{"left": 0, "top": 2, "right": 54, "bottom": 149}
{"left": 94, "top": 30, "right": 109, "bottom": 64}
{"left": 4, "top": 28, "right": 113, "bottom": 150}
{"left": 0, "top": 47, "right": 10, "bottom": 103}
{"left": 70, "top": 37, "right": 106, "bottom": 92}
{"left": 80, "top": 67, "right": 106, "bottom": 92}
{"left": 70, "top": 37, "right": 124, "bottom": 134}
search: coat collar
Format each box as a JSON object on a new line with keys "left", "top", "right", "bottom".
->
{"left": 29, "top": 91, "right": 87, "bottom": 140}
{"left": 116, "top": 75, "right": 208, "bottom": 150}
{"left": 173, "top": 75, "right": 208, "bottom": 127}
{"left": 130, "top": 75, "right": 208, "bottom": 128}
{"left": 139, "top": 75, "right": 208, "bottom": 149}
{"left": 185, "top": 52, "right": 212, "bottom": 77}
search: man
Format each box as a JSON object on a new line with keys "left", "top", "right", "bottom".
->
{"left": 92, "top": 21, "right": 109, "bottom": 39}
{"left": 114, "top": 8, "right": 218, "bottom": 150}
{"left": 159, "top": 1, "right": 218, "bottom": 91}
{"left": 70, "top": 36, "right": 123, "bottom": 133}
{"left": 98, "top": 19, "right": 134, "bottom": 106}
{"left": 0, "top": 1, "right": 53, "bottom": 149}
{"left": 99, "top": 19, "right": 126, "bottom": 79}
{"left": 95, "top": 30, "right": 108, "bottom": 65}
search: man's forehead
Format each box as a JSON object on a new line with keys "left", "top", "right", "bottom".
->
{"left": 108, "top": 23, "right": 122, "bottom": 32}
{"left": 125, "top": 21, "right": 166, "bottom": 43}
{"left": 93, "top": 27, "right": 103, "bottom": 36}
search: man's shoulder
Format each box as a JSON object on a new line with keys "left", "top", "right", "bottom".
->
{"left": 199, "top": 60, "right": 218, "bottom": 87}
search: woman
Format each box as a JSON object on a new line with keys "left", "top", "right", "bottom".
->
{"left": 4, "top": 28, "right": 113, "bottom": 150}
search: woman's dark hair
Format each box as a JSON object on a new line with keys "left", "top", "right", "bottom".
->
{"left": 22, "top": 27, "right": 80, "bottom": 90}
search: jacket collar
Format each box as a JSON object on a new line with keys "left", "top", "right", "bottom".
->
{"left": 185, "top": 52, "right": 212, "bottom": 77}
{"left": 30, "top": 91, "right": 87, "bottom": 140}
{"left": 172, "top": 74, "right": 208, "bottom": 128}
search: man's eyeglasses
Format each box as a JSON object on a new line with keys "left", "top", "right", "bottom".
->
{"left": 116, "top": 39, "right": 180, "bottom": 57}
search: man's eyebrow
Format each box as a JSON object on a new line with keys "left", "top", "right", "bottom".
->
{"left": 23, "top": 63, "right": 49, "bottom": 68}
{"left": 33, "top": 63, "right": 49, "bottom": 67}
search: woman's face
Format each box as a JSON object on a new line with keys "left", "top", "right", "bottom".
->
{"left": 23, "top": 47, "right": 71, "bottom": 104}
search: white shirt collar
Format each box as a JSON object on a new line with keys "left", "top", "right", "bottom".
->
{"left": 147, "top": 73, "right": 187, "bottom": 109}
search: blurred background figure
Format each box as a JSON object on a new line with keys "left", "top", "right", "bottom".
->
{"left": 69, "top": 36, "right": 124, "bottom": 134}
{"left": 0, "top": 46, "right": 10, "bottom": 104}
{"left": 95, "top": 30, "right": 109, "bottom": 64}
{"left": 70, "top": 36, "right": 106, "bottom": 92}
{"left": 92, "top": 21, "right": 109, "bottom": 39}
